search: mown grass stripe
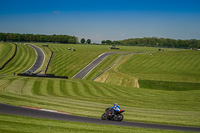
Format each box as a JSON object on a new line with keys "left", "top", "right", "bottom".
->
{"left": 90, "top": 82, "right": 113, "bottom": 97}
{"left": 4, "top": 79, "right": 25, "bottom": 94}
{"left": 53, "top": 79, "right": 63, "bottom": 96}
{"left": 47, "top": 80, "right": 54, "bottom": 95}
{"left": 65, "top": 81, "right": 76, "bottom": 96}
{"left": 79, "top": 81, "right": 95, "bottom": 97}
{"left": 22, "top": 78, "right": 36, "bottom": 95}
{"left": 32, "top": 80, "right": 42, "bottom": 96}
{"left": 81, "top": 81, "right": 101, "bottom": 97}
{"left": 0, "top": 43, "right": 12, "bottom": 63}
{"left": 89, "top": 82, "right": 108, "bottom": 97}
{"left": 0, "top": 44, "right": 36, "bottom": 75}
{"left": 4, "top": 44, "right": 26, "bottom": 73}
{"left": 59, "top": 80, "right": 68, "bottom": 96}
{"left": 0, "top": 43, "right": 16, "bottom": 70}
{"left": 71, "top": 81, "right": 81, "bottom": 96}
{"left": 0, "top": 79, "right": 11, "bottom": 92}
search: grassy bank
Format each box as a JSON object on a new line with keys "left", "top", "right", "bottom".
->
{"left": 0, "top": 114, "right": 191, "bottom": 133}
{"left": 0, "top": 76, "right": 199, "bottom": 127}
{"left": 0, "top": 43, "right": 16, "bottom": 69}
{"left": 45, "top": 43, "right": 158, "bottom": 77}
{"left": 119, "top": 51, "right": 200, "bottom": 83}
{"left": 95, "top": 50, "right": 200, "bottom": 87}
{"left": 0, "top": 43, "right": 36, "bottom": 75}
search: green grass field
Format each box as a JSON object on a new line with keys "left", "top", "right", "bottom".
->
{"left": 0, "top": 43, "right": 199, "bottom": 132}
{"left": 0, "top": 43, "right": 36, "bottom": 75}
{"left": 0, "top": 43, "right": 16, "bottom": 69}
{"left": 94, "top": 50, "right": 200, "bottom": 88}
{"left": 0, "top": 76, "right": 199, "bottom": 127}
{"left": 45, "top": 44, "right": 158, "bottom": 77}
{"left": 119, "top": 51, "right": 200, "bottom": 83}
{"left": 1, "top": 114, "right": 191, "bottom": 133}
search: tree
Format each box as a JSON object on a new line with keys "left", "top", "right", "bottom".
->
{"left": 105, "top": 40, "right": 112, "bottom": 45}
{"left": 81, "top": 38, "right": 85, "bottom": 44}
{"left": 86, "top": 39, "right": 91, "bottom": 44}
{"left": 101, "top": 40, "right": 106, "bottom": 44}
{"left": 113, "top": 41, "right": 120, "bottom": 45}
{"left": 0, "top": 33, "right": 6, "bottom": 41}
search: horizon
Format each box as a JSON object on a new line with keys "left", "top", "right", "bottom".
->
{"left": 1, "top": 32, "right": 200, "bottom": 43}
{"left": 1, "top": 0, "right": 200, "bottom": 43}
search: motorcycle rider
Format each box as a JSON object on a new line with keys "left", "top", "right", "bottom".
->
{"left": 110, "top": 103, "right": 120, "bottom": 116}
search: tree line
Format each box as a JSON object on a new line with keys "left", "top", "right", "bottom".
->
{"left": 0, "top": 32, "right": 78, "bottom": 44}
{"left": 102, "top": 37, "right": 200, "bottom": 49}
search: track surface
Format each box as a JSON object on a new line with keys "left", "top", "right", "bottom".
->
{"left": 73, "top": 52, "right": 119, "bottom": 79}
{"left": 0, "top": 103, "right": 200, "bottom": 132}
{"left": 27, "top": 44, "right": 44, "bottom": 72}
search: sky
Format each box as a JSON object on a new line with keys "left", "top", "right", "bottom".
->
{"left": 0, "top": 0, "right": 200, "bottom": 43}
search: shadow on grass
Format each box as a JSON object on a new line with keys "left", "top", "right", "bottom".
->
{"left": 139, "top": 80, "right": 200, "bottom": 91}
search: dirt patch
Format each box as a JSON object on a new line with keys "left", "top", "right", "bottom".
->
{"left": 134, "top": 78, "right": 140, "bottom": 88}
{"left": 94, "top": 73, "right": 109, "bottom": 83}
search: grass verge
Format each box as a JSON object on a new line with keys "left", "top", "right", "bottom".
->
{"left": 0, "top": 43, "right": 16, "bottom": 69}
{"left": 0, "top": 114, "right": 193, "bottom": 133}
{"left": 0, "top": 44, "right": 36, "bottom": 75}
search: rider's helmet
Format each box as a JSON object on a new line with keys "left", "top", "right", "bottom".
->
{"left": 114, "top": 103, "right": 118, "bottom": 106}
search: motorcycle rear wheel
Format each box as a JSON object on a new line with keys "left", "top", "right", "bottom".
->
{"left": 101, "top": 113, "right": 106, "bottom": 120}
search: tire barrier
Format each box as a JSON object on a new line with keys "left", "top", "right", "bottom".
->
{"left": 18, "top": 73, "right": 68, "bottom": 79}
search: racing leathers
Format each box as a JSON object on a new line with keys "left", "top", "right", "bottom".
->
{"left": 110, "top": 105, "right": 120, "bottom": 115}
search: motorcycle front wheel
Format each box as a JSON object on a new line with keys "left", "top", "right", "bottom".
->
{"left": 114, "top": 114, "right": 124, "bottom": 121}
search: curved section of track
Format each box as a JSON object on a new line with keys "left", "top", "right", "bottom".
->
{"left": 73, "top": 51, "right": 149, "bottom": 79}
{"left": 0, "top": 103, "right": 199, "bottom": 132}
{"left": 27, "top": 44, "right": 45, "bottom": 72}
{"left": 73, "top": 52, "right": 117, "bottom": 79}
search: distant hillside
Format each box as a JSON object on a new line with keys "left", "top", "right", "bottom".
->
{"left": 111, "top": 37, "right": 200, "bottom": 49}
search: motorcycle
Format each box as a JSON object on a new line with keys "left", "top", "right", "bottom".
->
{"left": 101, "top": 108, "right": 125, "bottom": 121}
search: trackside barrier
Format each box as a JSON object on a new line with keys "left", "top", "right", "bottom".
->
{"left": 44, "top": 50, "right": 53, "bottom": 74}
{"left": 18, "top": 73, "right": 68, "bottom": 79}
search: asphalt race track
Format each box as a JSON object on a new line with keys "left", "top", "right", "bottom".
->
{"left": 73, "top": 52, "right": 117, "bottom": 79}
{"left": 27, "top": 44, "right": 44, "bottom": 72}
{"left": 0, "top": 103, "right": 200, "bottom": 132}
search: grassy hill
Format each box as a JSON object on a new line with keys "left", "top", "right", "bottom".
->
{"left": 94, "top": 50, "right": 200, "bottom": 88}
{"left": 0, "top": 76, "right": 199, "bottom": 127}
{"left": 0, "top": 43, "right": 12, "bottom": 63}
{"left": 0, "top": 43, "right": 199, "bottom": 132}
{"left": 0, "top": 43, "right": 16, "bottom": 69}
{"left": 0, "top": 43, "right": 36, "bottom": 75}
{"left": 45, "top": 44, "right": 158, "bottom": 77}
{"left": 119, "top": 51, "right": 200, "bottom": 83}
